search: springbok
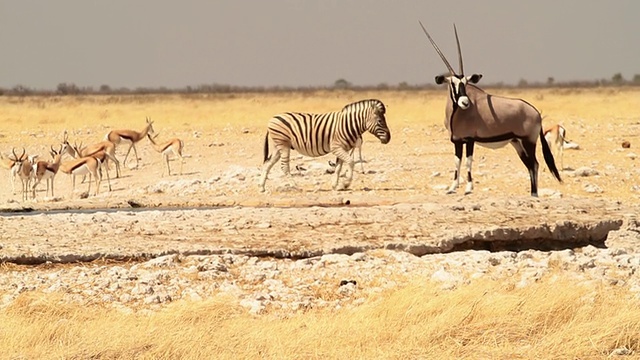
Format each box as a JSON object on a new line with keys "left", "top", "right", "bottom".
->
{"left": 58, "top": 155, "right": 103, "bottom": 197}
{"left": 68, "top": 140, "right": 118, "bottom": 184}
{"left": 543, "top": 124, "right": 579, "bottom": 170}
{"left": 146, "top": 133, "right": 185, "bottom": 176}
{"left": 105, "top": 117, "right": 155, "bottom": 168}
{"left": 418, "top": 22, "right": 561, "bottom": 197}
{"left": 7, "top": 148, "right": 35, "bottom": 201}
{"left": 1, "top": 151, "right": 20, "bottom": 193}
{"left": 31, "top": 145, "right": 66, "bottom": 199}
{"left": 63, "top": 132, "right": 121, "bottom": 178}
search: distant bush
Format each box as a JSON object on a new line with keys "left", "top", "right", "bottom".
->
{"left": 0, "top": 73, "right": 638, "bottom": 97}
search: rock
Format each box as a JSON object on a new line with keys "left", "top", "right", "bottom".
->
{"left": 583, "top": 183, "right": 603, "bottom": 193}
{"left": 622, "top": 140, "right": 631, "bottom": 149}
{"left": 574, "top": 167, "right": 599, "bottom": 177}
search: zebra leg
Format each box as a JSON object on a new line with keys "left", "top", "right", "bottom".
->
{"left": 447, "top": 141, "right": 464, "bottom": 194}
{"left": 357, "top": 145, "right": 365, "bottom": 174}
{"left": 331, "top": 148, "right": 354, "bottom": 190}
{"left": 279, "top": 147, "right": 297, "bottom": 188}
{"left": 259, "top": 150, "right": 280, "bottom": 192}
{"left": 464, "top": 141, "right": 475, "bottom": 195}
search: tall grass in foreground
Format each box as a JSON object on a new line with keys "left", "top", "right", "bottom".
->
{"left": 1, "top": 273, "right": 639, "bottom": 359}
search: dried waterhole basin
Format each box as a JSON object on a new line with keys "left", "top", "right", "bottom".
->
{"left": 0, "top": 196, "right": 627, "bottom": 266}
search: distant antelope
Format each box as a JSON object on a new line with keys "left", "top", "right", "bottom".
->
{"left": 7, "top": 148, "right": 35, "bottom": 201}
{"left": 31, "top": 145, "right": 66, "bottom": 198}
{"left": 418, "top": 22, "right": 561, "bottom": 197}
{"left": 146, "top": 133, "right": 185, "bottom": 176}
{"left": 68, "top": 140, "right": 118, "bottom": 184}
{"left": 105, "top": 117, "right": 155, "bottom": 168}
{"left": 543, "top": 124, "right": 579, "bottom": 170}
{"left": 64, "top": 131, "right": 121, "bottom": 178}
{"left": 1, "top": 151, "right": 20, "bottom": 193}
{"left": 58, "top": 154, "right": 103, "bottom": 197}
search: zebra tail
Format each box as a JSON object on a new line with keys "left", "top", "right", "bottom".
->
{"left": 263, "top": 132, "right": 271, "bottom": 163}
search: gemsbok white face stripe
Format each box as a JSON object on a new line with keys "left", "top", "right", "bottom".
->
{"left": 418, "top": 21, "right": 562, "bottom": 196}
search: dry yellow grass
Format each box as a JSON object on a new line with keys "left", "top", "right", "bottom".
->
{"left": 1, "top": 88, "right": 639, "bottom": 358}
{"left": 1, "top": 273, "right": 639, "bottom": 359}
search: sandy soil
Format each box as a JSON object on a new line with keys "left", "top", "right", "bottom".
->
{"left": 0, "top": 90, "right": 639, "bottom": 311}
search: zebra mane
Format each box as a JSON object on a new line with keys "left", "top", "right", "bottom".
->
{"left": 341, "top": 99, "right": 386, "bottom": 114}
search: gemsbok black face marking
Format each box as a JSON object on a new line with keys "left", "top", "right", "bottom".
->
{"left": 418, "top": 21, "right": 561, "bottom": 196}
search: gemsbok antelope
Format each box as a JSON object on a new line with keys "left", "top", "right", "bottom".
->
{"left": 105, "top": 117, "right": 155, "bottom": 169}
{"left": 31, "top": 145, "right": 66, "bottom": 199}
{"left": 418, "top": 22, "right": 561, "bottom": 197}
{"left": 58, "top": 154, "right": 103, "bottom": 197}
{"left": 146, "top": 133, "right": 185, "bottom": 176}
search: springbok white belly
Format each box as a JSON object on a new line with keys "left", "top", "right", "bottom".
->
{"left": 72, "top": 165, "right": 92, "bottom": 176}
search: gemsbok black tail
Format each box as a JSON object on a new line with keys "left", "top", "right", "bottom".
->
{"left": 540, "top": 128, "right": 562, "bottom": 182}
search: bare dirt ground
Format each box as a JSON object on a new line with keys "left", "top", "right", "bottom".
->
{"left": 0, "top": 89, "right": 639, "bottom": 313}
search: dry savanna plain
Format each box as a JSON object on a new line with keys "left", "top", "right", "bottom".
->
{"left": 1, "top": 88, "right": 640, "bottom": 359}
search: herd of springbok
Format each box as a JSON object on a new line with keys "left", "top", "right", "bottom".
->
{"left": 0, "top": 117, "right": 185, "bottom": 201}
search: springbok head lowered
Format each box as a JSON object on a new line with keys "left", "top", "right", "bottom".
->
{"left": 419, "top": 21, "right": 482, "bottom": 110}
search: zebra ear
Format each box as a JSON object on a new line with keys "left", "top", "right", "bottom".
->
{"left": 435, "top": 75, "right": 446, "bottom": 84}
{"left": 468, "top": 74, "right": 483, "bottom": 83}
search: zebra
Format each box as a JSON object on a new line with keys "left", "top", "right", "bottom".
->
{"left": 259, "top": 99, "right": 391, "bottom": 192}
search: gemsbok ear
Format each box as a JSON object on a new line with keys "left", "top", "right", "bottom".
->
{"left": 435, "top": 75, "right": 446, "bottom": 84}
{"left": 468, "top": 74, "right": 483, "bottom": 83}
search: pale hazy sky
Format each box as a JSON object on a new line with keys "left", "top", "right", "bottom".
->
{"left": 0, "top": 0, "right": 638, "bottom": 89}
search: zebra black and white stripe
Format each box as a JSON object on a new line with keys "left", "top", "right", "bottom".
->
{"left": 259, "top": 99, "right": 391, "bottom": 191}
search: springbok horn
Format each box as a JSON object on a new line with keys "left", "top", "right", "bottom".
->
{"left": 19, "top": 147, "right": 26, "bottom": 161}
{"left": 454, "top": 23, "right": 464, "bottom": 75}
{"left": 11, "top": 148, "right": 18, "bottom": 161}
{"left": 418, "top": 20, "right": 455, "bottom": 75}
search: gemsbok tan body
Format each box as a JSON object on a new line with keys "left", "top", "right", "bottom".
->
{"left": 105, "top": 117, "right": 155, "bottom": 168}
{"left": 418, "top": 22, "right": 561, "bottom": 197}
{"left": 147, "top": 133, "right": 184, "bottom": 176}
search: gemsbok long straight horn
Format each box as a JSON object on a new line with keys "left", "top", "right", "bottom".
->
{"left": 418, "top": 21, "right": 561, "bottom": 197}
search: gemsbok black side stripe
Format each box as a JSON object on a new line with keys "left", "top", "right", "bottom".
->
{"left": 418, "top": 21, "right": 561, "bottom": 197}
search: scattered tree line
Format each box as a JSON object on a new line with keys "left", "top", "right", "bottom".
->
{"left": 1, "top": 73, "right": 639, "bottom": 96}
